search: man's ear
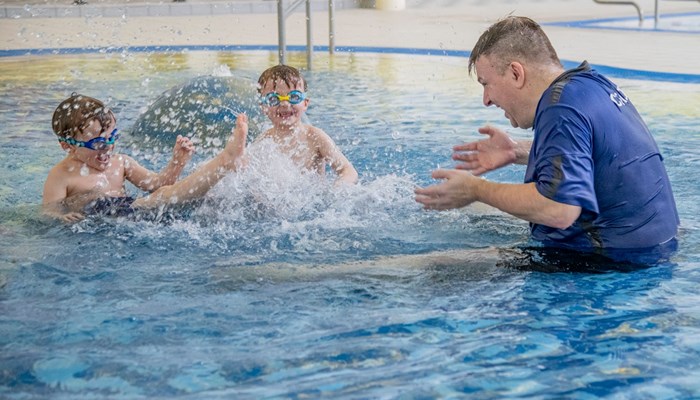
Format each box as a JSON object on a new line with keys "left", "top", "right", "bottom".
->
{"left": 509, "top": 62, "right": 526, "bottom": 89}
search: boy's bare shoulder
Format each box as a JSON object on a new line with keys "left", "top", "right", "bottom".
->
{"left": 47, "top": 157, "right": 76, "bottom": 177}
{"left": 305, "top": 124, "right": 334, "bottom": 142}
{"left": 305, "top": 124, "right": 326, "bottom": 134}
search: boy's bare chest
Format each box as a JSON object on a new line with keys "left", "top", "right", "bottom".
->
{"left": 266, "top": 134, "right": 320, "bottom": 170}
{"left": 65, "top": 163, "right": 126, "bottom": 197}
{"left": 280, "top": 139, "right": 318, "bottom": 165}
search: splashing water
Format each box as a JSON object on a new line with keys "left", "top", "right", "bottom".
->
{"left": 147, "top": 138, "right": 426, "bottom": 263}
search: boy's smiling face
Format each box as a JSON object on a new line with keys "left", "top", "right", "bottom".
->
{"left": 63, "top": 115, "right": 117, "bottom": 172}
{"left": 260, "top": 78, "right": 309, "bottom": 128}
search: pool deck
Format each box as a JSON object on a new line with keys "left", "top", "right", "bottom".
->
{"left": 1, "top": 0, "right": 699, "bottom": 76}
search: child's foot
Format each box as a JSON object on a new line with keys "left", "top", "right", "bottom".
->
{"left": 224, "top": 114, "right": 248, "bottom": 168}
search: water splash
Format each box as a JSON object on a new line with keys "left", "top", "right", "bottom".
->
{"left": 105, "top": 137, "right": 426, "bottom": 265}
{"left": 211, "top": 64, "right": 234, "bottom": 77}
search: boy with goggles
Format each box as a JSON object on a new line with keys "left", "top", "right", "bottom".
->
{"left": 255, "top": 65, "right": 358, "bottom": 185}
{"left": 43, "top": 93, "right": 248, "bottom": 222}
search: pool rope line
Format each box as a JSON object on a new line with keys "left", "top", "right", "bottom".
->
{"left": 1, "top": 44, "right": 699, "bottom": 84}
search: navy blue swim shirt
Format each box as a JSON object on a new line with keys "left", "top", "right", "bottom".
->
{"left": 525, "top": 61, "right": 679, "bottom": 257}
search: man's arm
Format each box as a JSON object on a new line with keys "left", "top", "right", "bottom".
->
{"left": 415, "top": 169, "right": 580, "bottom": 229}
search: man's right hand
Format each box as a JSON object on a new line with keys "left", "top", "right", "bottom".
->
{"left": 452, "top": 125, "right": 521, "bottom": 175}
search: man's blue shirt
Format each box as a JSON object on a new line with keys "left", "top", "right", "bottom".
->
{"left": 524, "top": 61, "right": 679, "bottom": 255}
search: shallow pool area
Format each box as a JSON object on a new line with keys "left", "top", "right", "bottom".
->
{"left": 2, "top": 49, "right": 700, "bottom": 398}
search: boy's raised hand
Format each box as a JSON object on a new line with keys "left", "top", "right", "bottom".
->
{"left": 172, "top": 135, "right": 195, "bottom": 166}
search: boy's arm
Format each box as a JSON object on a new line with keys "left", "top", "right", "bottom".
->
{"left": 125, "top": 136, "right": 194, "bottom": 192}
{"left": 159, "top": 135, "right": 195, "bottom": 185}
{"left": 313, "top": 128, "right": 358, "bottom": 185}
{"left": 42, "top": 168, "right": 85, "bottom": 222}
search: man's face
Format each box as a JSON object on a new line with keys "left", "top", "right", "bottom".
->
{"left": 475, "top": 55, "right": 531, "bottom": 129}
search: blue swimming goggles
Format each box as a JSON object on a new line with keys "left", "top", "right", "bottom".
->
{"left": 59, "top": 129, "right": 119, "bottom": 151}
{"left": 260, "top": 90, "right": 306, "bottom": 107}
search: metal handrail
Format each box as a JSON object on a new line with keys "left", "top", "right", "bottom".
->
{"left": 654, "top": 0, "right": 660, "bottom": 27}
{"left": 593, "top": 0, "right": 644, "bottom": 25}
{"left": 654, "top": 0, "right": 700, "bottom": 28}
{"left": 277, "top": 0, "right": 335, "bottom": 69}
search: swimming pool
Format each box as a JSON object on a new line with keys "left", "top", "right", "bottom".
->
{"left": 1, "top": 49, "right": 700, "bottom": 398}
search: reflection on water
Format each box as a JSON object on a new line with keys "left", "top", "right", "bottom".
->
{"left": 1, "top": 51, "right": 700, "bottom": 398}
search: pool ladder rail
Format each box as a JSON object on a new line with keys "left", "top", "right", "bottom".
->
{"left": 593, "top": 0, "right": 700, "bottom": 28}
{"left": 282, "top": 0, "right": 700, "bottom": 68}
{"left": 277, "top": 0, "right": 336, "bottom": 70}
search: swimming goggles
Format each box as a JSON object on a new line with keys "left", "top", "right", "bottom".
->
{"left": 59, "top": 129, "right": 119, "bottom": 151}
{"left": 260, "top": 90, "right": 306, "bottom": 106}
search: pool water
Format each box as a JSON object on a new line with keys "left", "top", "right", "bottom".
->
{"left": 1, "top": 50, "right": 700, "bottom": 398}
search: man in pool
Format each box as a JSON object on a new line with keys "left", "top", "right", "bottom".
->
{"left": 414, "top": 16, "right": 679, "bottom": 263}
{"left": 43, "top": 93, "right": 248, "bottom": 222}
{"left": 254, "top": 64, "right": 358, "bottom": 185}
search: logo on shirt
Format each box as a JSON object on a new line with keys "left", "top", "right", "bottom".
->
{"left": 610, "top": 86, "right": 629, "bottom": 108}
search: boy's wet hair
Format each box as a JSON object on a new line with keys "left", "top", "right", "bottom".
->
{"left": 52, "top": 93, "right": 115, "bottom": 138}
{"left": 257, "top": 64, "right": 307, "bottom": 93}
